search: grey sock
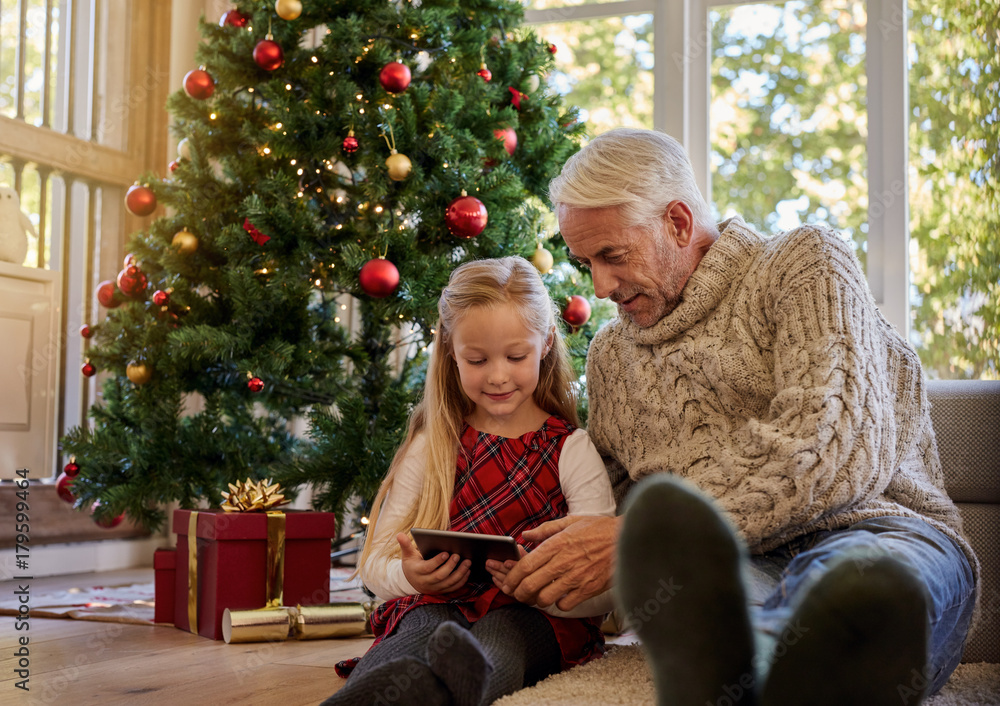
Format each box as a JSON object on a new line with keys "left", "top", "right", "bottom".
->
{"left": 616, "top": 474, "right": 756, "bottom": 706}
{"left": 426, "top": 621, "right": 495, "bottom": 706}
{"left": 320, "top": 656, "right": 450, "bottom": 706}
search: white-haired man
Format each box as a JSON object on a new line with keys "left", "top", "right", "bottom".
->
{"left": 495, "top": 128, "right": 978, "bottom": 705}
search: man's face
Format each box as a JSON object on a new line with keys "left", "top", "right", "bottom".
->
{"left": 557, "top": 205, "right": 692, "bottom": 328}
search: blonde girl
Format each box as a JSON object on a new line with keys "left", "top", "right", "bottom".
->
{"left": 323, "top": 256, "right": 615, "bottom": 706}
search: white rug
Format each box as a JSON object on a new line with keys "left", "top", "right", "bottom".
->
{"left": 497, "top": 644, "right": 1000, "bottom": 706}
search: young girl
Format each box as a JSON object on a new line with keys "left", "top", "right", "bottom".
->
{"left": 323, "top": 256, "right": 615, "bottom": 706}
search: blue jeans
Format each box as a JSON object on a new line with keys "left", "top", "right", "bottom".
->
{"left": 745, "top": 516, "right": 976, "bottom": 695}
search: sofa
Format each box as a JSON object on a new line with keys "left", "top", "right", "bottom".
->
{"left": 927, "top": 379, "right": 1000, "bottom": 663}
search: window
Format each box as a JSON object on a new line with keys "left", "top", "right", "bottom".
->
{"left": 528, "top": 0, "right": 994, "bottom": 378}
{"left": 1, "top": 1, "right": 170, "bottom": 485}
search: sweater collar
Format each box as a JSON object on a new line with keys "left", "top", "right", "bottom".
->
{"left": 619, "top": 216, "right": 764, "bottom": 345}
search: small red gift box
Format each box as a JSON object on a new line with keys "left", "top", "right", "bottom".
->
{"left": 153, "top": 548, "right": 176, "bottom": 624}
{"left": 172, "top": 508, "right": 336, "bottom": 640}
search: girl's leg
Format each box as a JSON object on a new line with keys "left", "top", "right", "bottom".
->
{"left": 468, "top": 604, "right": 562, "bottom": 704}
{"left": 322, "top": 604, "right": 463, "bottom": 706}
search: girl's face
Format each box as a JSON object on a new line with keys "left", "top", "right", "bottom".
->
{"left": 451, "top": 304, "right": 551, "bottom": 437}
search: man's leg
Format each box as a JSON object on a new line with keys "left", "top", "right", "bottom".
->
{"left": 616, "top": 474, "right": 757, "bottom": 706}
{"left": 758, "top": 516, "right": 976, "bottom": 705}
{"left": 468, "top": 604, "right": 562, "bottom": 704}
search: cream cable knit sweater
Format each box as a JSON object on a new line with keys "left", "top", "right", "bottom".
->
{"left": 586, "top": 217, "right": 979, "bottom": 594}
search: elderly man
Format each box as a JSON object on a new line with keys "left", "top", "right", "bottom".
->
{"left": 496, "top": 128, "right": 977, "bottom": 705}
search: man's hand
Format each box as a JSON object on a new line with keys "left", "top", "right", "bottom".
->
{"left": 493, "top": 515, "right": 621, "bottom": 611}
{"left": 397, "top": 532, "right": 471, "bottom": 594}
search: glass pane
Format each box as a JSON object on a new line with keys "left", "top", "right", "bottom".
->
{"left": 908, "top": 1, "right": 998, "bottom": 379}
{"left": 527, "top": 0, "right": 598, "bottom": 10}
{"left": 710, "top": 0, "right": 867, "bottom": 266}
{"left": 0, "top": 3, "right": 16, "bottom": 117}
{"left": 540, "top": 14, "right": 654, "bottom": 138}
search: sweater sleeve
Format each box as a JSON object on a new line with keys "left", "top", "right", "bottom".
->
{"left": 706, "top": 228, "right": 924, "bottom": 548}
{"left": 539, "top": 429, "right": 617, "bottom": 618}
{"left": 358, "top": 436, "right": 425, "bottom": 600}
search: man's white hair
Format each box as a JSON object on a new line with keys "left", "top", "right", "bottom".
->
{"left": 548, "top": 128, "right": 716, "bottom": 233}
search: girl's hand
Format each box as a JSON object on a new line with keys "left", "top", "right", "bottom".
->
{"left": 486, "top": 545, "right": 528, "bottom": 588}
{"left": 397, "top": 532, "right": 471, "bottom": 594}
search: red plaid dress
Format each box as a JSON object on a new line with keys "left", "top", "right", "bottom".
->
{"left": 367, "top": 415, "right": 605, "bottom": 669}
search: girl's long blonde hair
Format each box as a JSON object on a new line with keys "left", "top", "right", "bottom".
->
{"left": 358, "top": 256, "right": 580, "bottom": 579}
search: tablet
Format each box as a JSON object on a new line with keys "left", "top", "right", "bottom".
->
{"left": 410, "top": 528, "right": 520, "bottom": 583}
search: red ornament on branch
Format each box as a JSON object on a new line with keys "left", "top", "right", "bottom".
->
{"left": 343, "top": 130, "right": 359, "bottom": 153}
{"left": 445, "top": 193, "right": 488, "bottom": 239}
{"left": 494, "top": 127, "right": 517, "bottom": 155}
{"left": 254, "top": 38, "right": 284, "bottom": 71}
{"left": 81, "top": 360, "right": 96, "bottom": 377}
{"left": 183, "top": 68, "right": 215, "bottom": 100}
{"left": 379, "top": 62, "right": 411, "bottom": 93}
{"left": 92, "top": 501, "right": 125, "bottom": 529}
{"left": 96, "top": 280, "right": 121, "bottom": 309}
{"left": 152, "top": 289, "right": 170, "bottom": 307}
{"left": 248, "top": 376, "right": 265, "bottom": 393}
{"left": 80, "top": 324, "right": 94, "bottom": 339}
{"left": 116, "top": 264, "right": 148, "bottom": 299}
{"left": 359, "top": 258, "right": 400, "bottom": 298}
{"left": 477, "top": 64, "right": 492, "bottom": 82}
{"left": 56, "top": 473, "right": 76, "bottom": 503}
{"left": 562, "top": 295, "right": 592, "bottom": 328}
{"left": 124, "top": 183, "right": 157, "bottom": 217}
{"left": 547, "top": 43, "right": 558, "bottom": 54}
{"left": 220, "top": 9, "right": 248, "bottom": 27}
{"left": 64, "top": 461, "right": 81, "bottom": 478}
{"left": 243, "top": 218, "right": 272, "bottom": 245}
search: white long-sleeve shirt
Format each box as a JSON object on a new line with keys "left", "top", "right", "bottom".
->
{"left": 361, "top": 428, "right": 617, "bottom": 618}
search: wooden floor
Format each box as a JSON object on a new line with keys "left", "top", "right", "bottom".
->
{"left": 0, "top": 568, "right": 371, "bottom": 705}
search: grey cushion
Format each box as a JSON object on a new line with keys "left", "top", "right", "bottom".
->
{"left": 927, "top": 380, "right": 1000, "bottom": 664}
{"left": 927, "top": 379, "right": 1000, "bottom": 503}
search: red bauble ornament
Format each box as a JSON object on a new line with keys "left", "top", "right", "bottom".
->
{"left": 494, "top": 127, "right": 517, "bottom": 155}
{"left": 96, "top": 280, "right": 121, "bottom": 308}
{"left": 64, "top": 461, "right": 81, "bottom": 478}
{"left": 343, "top": 131, "right": 359, "bottom": 153}
{"left": 81, "top": 361, "right": 96, "bottom": 377}
{"left": 477, "top": 64, "right": 492, "bottom": 82}
{"left": 445, "top": 194, "right": 488, "bottom": 239}
{"left": 359, "top": 258, "right": 400, "bottom": 298}
{"left": 254, "top": 39, "right": 284, "bottom": 71}
{"left": 562, "top": 295, "right": 592, "bottom": 328}
{"left": 379, "top": 62, "right": 411, "bottom": 93}
{"left": 547, "top": 43, "right": 558, "bottom": 54}
{"left": 92, "top": 501, "right": 125, "bottom": 529}
{"left": 56, "top": 472, "right": 76, "bottom": 503}
{"left": 248, "top": 376, "right": 264, "bottom": 393}
{"left": 124, "top": 183, "right": 157, "bottom": 216}
{"left": 152, "top": 289, "right": 170, "bottom": 306}
{"left": 220, "top": 9, "right": 248, "bottom": 27}
{"left": 168, "top": 159, "right": 180, "bottom": 173}
{"left": 116, "top": 264, "right": 148, "bottom": 299}
{"left": 183, "top": 68, "right": 215, "bottom": 100}
{"left": 80, "top": 324, "right": 94, "bottom": 339}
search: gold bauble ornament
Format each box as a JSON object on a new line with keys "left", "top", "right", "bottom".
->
{"left": 275, "top": 0, "right": 302, "bottom": 20}
{"left": 385, "top": 151, "right": 412, "bottom": 181}
{"left": 531, "top": 243, "right": 554, "bottom": 273}
{"left": 172, "top": 228, "right": 199, "bottom": 255}
{"left": 126, "top": 362, "right": 153, "bottom": 385}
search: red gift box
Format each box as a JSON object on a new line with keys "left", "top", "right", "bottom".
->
{"left": 173, "top": 508, "right": 336, "bottom": 640}
{"left": 153, "top": 548, "right": 176, "bottom": 624}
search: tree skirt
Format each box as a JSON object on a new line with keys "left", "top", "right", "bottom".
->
{"left": 497, "top": 644, "right": 1000, "bottom": 706}
{"left": 0, "top": 567, "right": 370, "bottom": 625}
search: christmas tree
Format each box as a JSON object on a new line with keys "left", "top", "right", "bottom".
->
{"left": 60, "top": 0, "right": 597, "bottom": 531}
